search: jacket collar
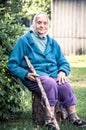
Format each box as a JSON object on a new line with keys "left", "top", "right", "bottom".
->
{"left": 25, "top": 30, "right": 34, "bottom": 45}
{"left": 25, "top": 30, "right": 53, "bottom": 45}
{"left": 25, "top": 30, "right": 53, "bottom": 55}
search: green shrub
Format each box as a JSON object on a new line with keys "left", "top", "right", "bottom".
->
{"left": 0, "top": 1, "right": 26, "bottom": 120}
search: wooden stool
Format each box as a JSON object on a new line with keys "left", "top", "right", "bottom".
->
{"left": 32, "top": 92, "right": 68, "bottom": 125}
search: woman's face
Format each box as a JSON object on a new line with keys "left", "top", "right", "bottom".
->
{"left": 35, "top": 14, "right": 48, "bottom": 35}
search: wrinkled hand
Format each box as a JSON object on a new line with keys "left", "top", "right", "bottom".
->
{"left": 56, "top": 71, "right": 68, "bottom": 84}
{"left": 26, "top": 73, "right": 39, "bottom": 81}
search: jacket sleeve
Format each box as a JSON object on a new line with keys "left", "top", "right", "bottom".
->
{"left": 54, "top": 41, "right": 71, "bottom": 76}
{"left": 7, "top": 36, "right": 28, "bottom": 80}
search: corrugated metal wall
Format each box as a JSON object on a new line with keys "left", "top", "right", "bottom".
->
{"left": 51, "top": 0, "right": 86, "bottom": 55}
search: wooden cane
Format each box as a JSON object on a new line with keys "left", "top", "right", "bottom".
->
{"left": 24, "top": 56, "right": 60, "bottom": 130}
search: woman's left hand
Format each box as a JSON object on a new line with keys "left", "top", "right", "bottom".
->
{"left": 56, "top": 71, "right": 68, "bottom": 84}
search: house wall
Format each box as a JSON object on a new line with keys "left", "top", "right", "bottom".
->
{"left": 51, "top": 0, "right": 86, "bottom": 55}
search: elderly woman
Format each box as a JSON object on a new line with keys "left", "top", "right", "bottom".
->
{"left": 7, "top": 12, "right": 86, "bottom": 130}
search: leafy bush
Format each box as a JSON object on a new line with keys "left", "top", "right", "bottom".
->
{"left": 0, "top": 1, "right": 25, "bottom": 120}
{"left": 0, "top": 64, "right": 21, "bottom": 120}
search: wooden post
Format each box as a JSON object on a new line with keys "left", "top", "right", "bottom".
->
{"left": 24, "top": 56, "right": 60, "bottom": 130}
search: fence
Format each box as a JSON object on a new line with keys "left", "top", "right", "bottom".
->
{"left": 51, "top": 0, "right": 86, "bottom": 55}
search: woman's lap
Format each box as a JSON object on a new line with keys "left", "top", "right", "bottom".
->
{"left": 22, "top": 75, "right": 76, "bottom": 107}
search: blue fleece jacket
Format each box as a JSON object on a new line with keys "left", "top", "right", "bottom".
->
{"left": 7, "top": 30, "right": 70, "bottom": 82}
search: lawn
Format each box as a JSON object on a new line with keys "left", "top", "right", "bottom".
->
{"left": 0, "top": 55, "right": 86, "bottom": 130}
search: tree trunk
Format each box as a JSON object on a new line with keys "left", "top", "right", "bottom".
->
{"left": 32, "top": 92, "right": 68, "bottom": 125}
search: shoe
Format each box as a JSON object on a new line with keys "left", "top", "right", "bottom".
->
{"left": 45, "top": 116, "right": 57, "bottom": 130}
{"left": 46, "top": 122, "right": 57, "bottom": 130}
{"left": 73, "top": 119, "right": 86, "bottom": 127}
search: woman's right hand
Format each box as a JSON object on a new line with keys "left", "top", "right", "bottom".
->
{"left": 26, "top": 73, "right": 39, "bottom": 81}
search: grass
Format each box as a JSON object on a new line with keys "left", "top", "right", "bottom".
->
{"left": 0, "top": 55, "right": 86, "bottom": 130}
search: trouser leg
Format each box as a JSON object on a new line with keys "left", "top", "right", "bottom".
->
{"left": 40, "top": 76, "right": 77, "bottom": 108}
{"left": 57, "top": 82, "right": 77, "bottom": 108}
{"left": 23, "top": 76, "right": 77, "bottom": 108}
{"left": 40, "top": 76, "right": 58, "bottom": 106}
{"left": 23, "top": 75, "right": 58, "bottom": 106}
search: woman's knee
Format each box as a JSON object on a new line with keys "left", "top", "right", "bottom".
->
{"left": 40, "top": 76, "right": 57, "bottom": 90}
{"left": 58, "top": 82, "right": 73, "bottom": 93}
{"left": 58, "top": 82, "right": 76, "bottom": 101}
